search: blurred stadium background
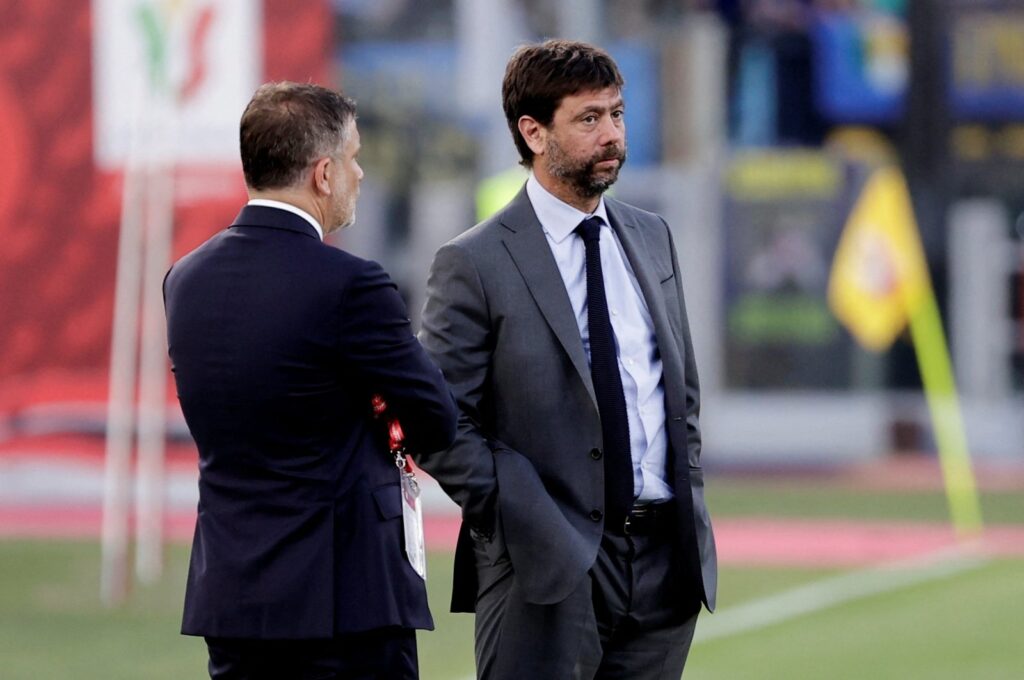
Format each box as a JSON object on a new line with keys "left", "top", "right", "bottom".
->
{"left": 1, "top": 1, "right": 1022, "bottom": 678}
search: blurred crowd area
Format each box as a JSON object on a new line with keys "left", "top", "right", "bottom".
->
{"left": 0, "top": 0, "right": 1020, "bottom": 463}
{"left": 327, "top": 0, "right": 1023, "bottom": 460}
{"left": 333, "top": 2, "right": 1021, "bottom": 369}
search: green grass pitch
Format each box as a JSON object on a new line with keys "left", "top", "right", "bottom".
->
{"left": 2, "top": 476, "right": 1021, "bottom": 678}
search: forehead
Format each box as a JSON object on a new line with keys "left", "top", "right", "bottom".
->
{"left": 555, "top": 86, "right": 623, "bottom": 115}
{"left": 339, "top": 118, "right": 360, "bottom": 150}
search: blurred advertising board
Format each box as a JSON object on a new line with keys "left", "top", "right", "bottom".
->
{"left": 722, "top": 150, "right": 865, "bottom": 389}
{"left": 811, "top": 10, "right": 907, "bottom": 123}
{"left": 950, "top": 1, "right": 1024, "bottom": 120}
{"left": 812, "top": 1, "right": 1024, "bottom": 123}
{"left": 0, "top": 1, "right": 331, "bottom": 437}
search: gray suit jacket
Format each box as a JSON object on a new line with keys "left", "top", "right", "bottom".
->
{"left": 418, "top": 187, "right": 717, "bottom": 613}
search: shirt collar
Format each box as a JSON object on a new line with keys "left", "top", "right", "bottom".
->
{"left": 526, "top": 173, "right": 609, "bottom": 244}
{"left": 246, "top": 199, "right": 324, "bottom": 241}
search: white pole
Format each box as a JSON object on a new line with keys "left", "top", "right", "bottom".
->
{"left": 101, "top": 156, "right": 144, "bottom": 607}
{"left": 134, "top": 85, "right": 177, "bottom": 584}
{"left": 134, "top": 159, "right": 174, "bottom": 584}
{"left": 454, "top": 0, "right": 525, "bottom": 175}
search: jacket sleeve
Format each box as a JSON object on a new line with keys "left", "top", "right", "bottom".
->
{"left": 338, "top": 258, "right": 457, "bottom": 456}
{"left": 663, "top": 217, "right": 702, "bottom": 467}
{"left": 415, "top": 241, "right": 499, "bottom": 530}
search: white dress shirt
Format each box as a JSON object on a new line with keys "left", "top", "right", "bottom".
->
{"left": 526, "top": 174, "right": 672, "bottom": 503}
{"left": 247, "top": 199, "right": 324, "bottom": 241}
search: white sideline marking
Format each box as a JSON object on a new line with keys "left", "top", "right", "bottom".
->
{"left": 450, "top": 545, "right": 989, "bottom": 679}
{"left": 693, "top": 544, "right": 989, "bottom": 644}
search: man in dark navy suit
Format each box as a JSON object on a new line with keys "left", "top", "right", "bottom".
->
{"left": 164, "top": 82, "right": 457, "bottom": 679}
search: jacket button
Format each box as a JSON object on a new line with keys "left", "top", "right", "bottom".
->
{"left": 589, "top": 509, "right": 603, "bottom": 522}
{"left": 589, "top": 447, "right": 602, "bottom": 460}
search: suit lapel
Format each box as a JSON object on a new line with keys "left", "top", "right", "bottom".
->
{"left": 605, "top": 201, "right": 687, "bottom": 402}
{"left": 499, "top": 190, "right": 597, "bottom": 408}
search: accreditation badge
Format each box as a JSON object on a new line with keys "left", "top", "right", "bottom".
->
{"left": 400, "top": 464, "right": 427, "bottom": 579}
{"left": 372, "top": 394, "right": 427, "bottom": 580}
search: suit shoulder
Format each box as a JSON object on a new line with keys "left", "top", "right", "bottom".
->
{"left": 165, "top": 228, "right": 229, "bottom": 283}
{"left": 309, "top": 246, "right": 395, "bottom": 297}
{"left": 607, "top": 196, "right": 666, "bottom": 228}
{"left": 316, "top": 242, "right": 377, "bottom": 269}
{"left": 445, "top": 210, "right": 507, "bottom": 252}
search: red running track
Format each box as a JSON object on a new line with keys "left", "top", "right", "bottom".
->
{"left": 2, "top": 507, "right": 1022, "bottom": 566}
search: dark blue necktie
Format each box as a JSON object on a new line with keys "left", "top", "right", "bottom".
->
{"left": 576, "top": 216, "right": 633, "bottom": 525}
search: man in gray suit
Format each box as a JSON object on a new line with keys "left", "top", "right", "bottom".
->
{"left": 417, "top": 40, "right": 716, "bottom": 679}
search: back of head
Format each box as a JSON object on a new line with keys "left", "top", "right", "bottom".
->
{"left": 502, "top": 40, "right": 624, "bottom": 167}
{"left": 240, "top": 82, "right": 357, "bottom": 191}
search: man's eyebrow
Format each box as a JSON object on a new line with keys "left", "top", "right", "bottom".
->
{"left": 578, "top": 99, "right": 626, "bottom": 115}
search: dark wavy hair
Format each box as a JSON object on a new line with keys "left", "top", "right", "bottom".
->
{"left": 239, "top": 82, "right": 357, "bottom": 191}
{"left": 502, "top": 40, "right": 624, "bottom": 167}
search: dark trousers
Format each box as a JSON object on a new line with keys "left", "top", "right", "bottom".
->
{"left": 204, "top": 627, "right": 418, "bottom": 680}
{"left": 474, "top": 515, "right": 701, "bottom": 680}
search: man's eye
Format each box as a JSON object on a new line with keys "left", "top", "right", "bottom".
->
{"left": 612, "top": 110, "right": 624, "bottom": 120}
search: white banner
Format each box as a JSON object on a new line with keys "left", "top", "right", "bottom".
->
{"left": 93, "top": 0, "right": 261, "bottom": 168}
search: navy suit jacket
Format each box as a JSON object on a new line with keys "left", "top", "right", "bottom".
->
{"left": 164, "top": 205, "right": 457, "bottom": 638}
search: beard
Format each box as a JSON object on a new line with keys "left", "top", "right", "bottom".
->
{"left": 336, "top": 213, "right": 355, "bottom": 231}
{"left": 331, "top": 194, "right": 357, "bottom": 233}
{"left": 544, "top": 137, "right": 627, "bottom": 199}
{"left": 338, "top": 204, "right": 356, "bottom": 230}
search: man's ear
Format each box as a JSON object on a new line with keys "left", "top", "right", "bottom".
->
{"left": 311, "top": 157, "right": 332, "bottom": 196}
{"left": 518, "top": 116, "right": 546, "bottom": 158}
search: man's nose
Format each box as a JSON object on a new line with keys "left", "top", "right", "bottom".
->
{"left": 598, "top": 115, "right": 624, "bottom": 144}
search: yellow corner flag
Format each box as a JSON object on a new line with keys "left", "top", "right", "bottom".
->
{"left": 828, "top": 167, "right": 929, "bottom": 350}
{"left": 828, "top": 167, "right": 983, "bottom": 537}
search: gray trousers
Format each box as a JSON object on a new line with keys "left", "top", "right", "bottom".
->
{"left": 473, "top": 529, "right": 701, "bottom": 680}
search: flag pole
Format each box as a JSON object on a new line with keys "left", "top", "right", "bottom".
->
{"left": 906, "top": 286, "right": 983, "bottom": 536}
{"left": 888, "top": 168, "right": 983, "bottom": 537}
{"left": 829, "top": 166, "right": 984, "bottom": 538}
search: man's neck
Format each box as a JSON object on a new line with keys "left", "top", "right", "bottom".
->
{"left": 531, "top": 168, "right": 600, "bottom": 214}
{"left": 248, "top": 188, "right": 327, "bottom": 230}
